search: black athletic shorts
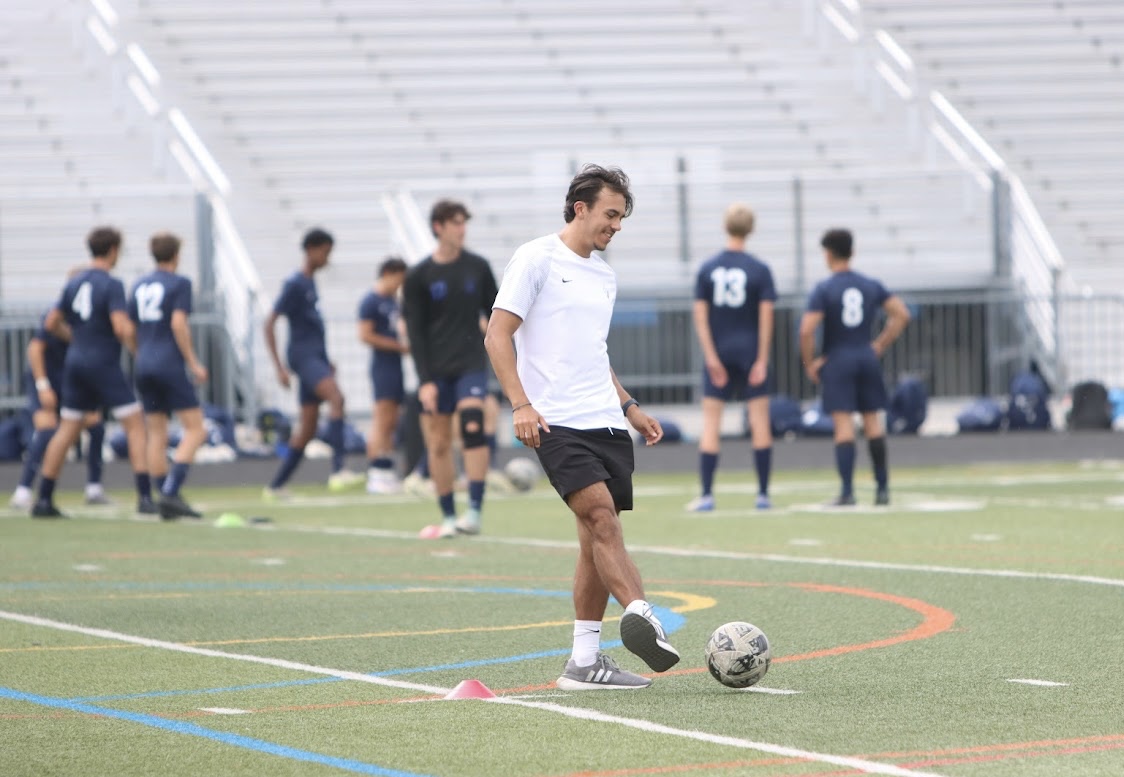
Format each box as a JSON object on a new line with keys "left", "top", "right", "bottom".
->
{"left": 534, "top": 426, "right": 635, "bottom": 512}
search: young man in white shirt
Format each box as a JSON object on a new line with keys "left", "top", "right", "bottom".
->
{"left": 485, "top": 164, "right": 680, "bottom": 690}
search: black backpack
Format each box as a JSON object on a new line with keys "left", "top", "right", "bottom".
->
{"left": 1068, "top": 381, "right": 1112, "bottom": 430}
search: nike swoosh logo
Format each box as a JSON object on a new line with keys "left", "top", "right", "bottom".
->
{"left": 561, "top": 278, "right": 574, "bottom": 283}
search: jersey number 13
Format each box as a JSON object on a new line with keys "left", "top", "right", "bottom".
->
{"left": 710, "top": 267, "right": 747, "bottom": 308}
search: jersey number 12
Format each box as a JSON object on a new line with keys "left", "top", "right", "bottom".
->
{"left": 135, "top": 283, "right": 166, "bottom": 323}
{"left": 710, "top": 267, "right": 747, "bottom": 308}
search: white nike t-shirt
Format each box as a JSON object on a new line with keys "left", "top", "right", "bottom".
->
{"left": 493, "top": 233, "right": 625, "bottom": 430}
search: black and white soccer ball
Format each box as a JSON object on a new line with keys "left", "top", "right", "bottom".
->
{"left": 503, "top": 456, "right": 541, "bottom": 492}
{"left": 705, "top": 621, "right": 771, "bottom": 689}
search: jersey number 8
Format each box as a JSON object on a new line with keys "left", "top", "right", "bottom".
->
{"left": 841, "top": 287, "right": 864, "bottom": 327}
{"left": 710, "top": 267, "right": 747, "bottom": 308}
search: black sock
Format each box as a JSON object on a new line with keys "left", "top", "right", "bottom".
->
{"left": 868, "top": 437, "right": 888, "bottom": 490}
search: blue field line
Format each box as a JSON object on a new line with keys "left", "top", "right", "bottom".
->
{"left": 68, "top": 606, "right": 685, "bottom": 704}
{"left": 0, "top": 686, "right": 436, "bottom": 777}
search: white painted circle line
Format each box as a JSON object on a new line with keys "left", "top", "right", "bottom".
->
{"left": 252, "top": 558, "right": 286, "bottom": 566}
{"left": 199, "top": 707, "right": 251, "bottom": 714}
{"left": 72, "top": 564, "right": 103, "bottom": 572}
{"left": 788, "top": 539, "right": 824, "bottom": 547}
{"left": 0, "top": 609, "right": 944, "bottom": 777}
{"left": 1007, "top": 679, "right": 1069, "bottom": 687}
{"left": 742, "top": 687, "right": 802, "bottom": 695}
{"left": 970, "top": 534, "right": 1002, "bottom": 542}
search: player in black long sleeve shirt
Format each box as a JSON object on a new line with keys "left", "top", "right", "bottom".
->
{"left": 401, "top": 200, "right": 499, "bottom": 538}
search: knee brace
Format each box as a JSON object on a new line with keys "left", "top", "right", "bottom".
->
{"left": 459, "top": 407, "right": 486, "bottom": 450}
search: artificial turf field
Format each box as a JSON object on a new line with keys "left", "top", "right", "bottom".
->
{"left": 1, "top": 459, "right": 1123, "bottom": 777}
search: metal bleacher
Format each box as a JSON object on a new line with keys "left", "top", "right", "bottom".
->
{"left": 865, "top": 0, "right": 1124, "bottom": 291}
{"left": 0, "top": 1, "right": 197, "bottom": 307}
{"left": 123, "top": 0, "right": 992, "bottom": 307}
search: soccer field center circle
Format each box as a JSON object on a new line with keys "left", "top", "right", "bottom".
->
{"left": 0, "top": 579, "right": 958, "bottom": 704}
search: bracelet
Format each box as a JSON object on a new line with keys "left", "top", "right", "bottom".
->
{"left": 35, "top": 378, "right": 51, "bottom": 391}
{"left": 512, "top": 402, "right": 532, "bottom": 412}
{"left": 621, "top": 399, "right": 639, "bottom": 415}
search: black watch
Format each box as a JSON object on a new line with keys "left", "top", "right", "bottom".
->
{"left": 621, "top": 399, "right": 639, "bottom": 415}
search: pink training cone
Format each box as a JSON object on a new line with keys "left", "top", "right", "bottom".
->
{"left": 418, "top": 524, "right": 442, "bottom": 540}
{"left": 443, "top": 679, "right": 497, "bottom": 700}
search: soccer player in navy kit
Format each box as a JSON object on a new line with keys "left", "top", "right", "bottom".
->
{"left": 799, "top": 229, "right": 912, "bottom": 506}
{"left": 264, "top": 227, "right": 359, "bottom": 498}
{"left": 8, "top": 300, "right": 108, "bottom": 510}
{"left": 130, "top": 232, "right": 209, "bottom": 520}
{"left": 31, "top": 227, "right": 153, "bottom": 518}
{"left": 357, "top": 256, "right": 409, "bottom": 494}
{"left": 402, "top": 200, "right": 499, "bottom": 538}
{"left": 687, "top": 203, "right": 777, "bottom": 512}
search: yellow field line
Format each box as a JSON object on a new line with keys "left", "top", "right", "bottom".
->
{"left": 0, "top": 590, "right": 715, "bottom": 652}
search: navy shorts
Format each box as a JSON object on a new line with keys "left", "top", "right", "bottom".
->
{"left": 136, "top": 369, "right": 200, "bottom": 415}
{"left": 61, "top": 362, "right": 137, "bottom": 416}
{"left": 535, "top": 426, "right": 635, "bottom": 512}
{"left": 292, "top": 355, "right": 334, "bottom": 406}
{"left": 371, "top": 363, "right": 405, "bottom": 403}
{"left": 702, "top": 361, "right": 770, "bottom": 401}
{"left": 25, "top": 371, "right": 63, "bottom": 414}
{"left": 430, "top": 370, "right": 487, "bottom": 415}
{"left": 821, "top": 349, "right": 888, "bottom": 413}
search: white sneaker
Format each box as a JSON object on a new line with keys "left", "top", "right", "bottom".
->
{"left": 9, "top": 486, "right": 32, "bottom": 510}
{"left": 685, "top": 495, "right": 715, "bottom": 512}
{"left": 403, "top": 472, "right": 434, "bottom": 498}
{"left": 620, "top": 602, "right": 680, "bottom": 673}
{"left": 262, "top": 486, "right": 292, "bottom": 503}
{"left": 437, "top": 518, "right": 458, "bottom": 539}
{"left": 485, "top": 469, "right": 515, "bottom": 494}
{"left": 328, "top": 469, "right": 364, "bottom": 492}
{"left": 84, "top": 484, "right": 113, "bottom": 506}
{"left": 455, "top": 510, "right": 481, "bottom": 535}
{"left": 366, "top": 469, "right": 403, "bottom": 495}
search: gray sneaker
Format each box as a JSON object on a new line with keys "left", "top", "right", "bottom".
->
{"left": 556, "top": 653, "right": 652, "bottom": 690}
{"left": 620, "top": 604, "right": 681, "bottom": 672}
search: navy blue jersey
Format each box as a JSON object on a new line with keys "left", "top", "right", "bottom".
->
{"left": 694, "top": 250, "right": 777, "bottom": 365}
{"left": 30, "top": 312, "right": 69, "bottom": 386}
{"left": 273, "top": 272, "right": 327, "bottom": 362}
{"left": 129, "top": 269, "right": 193, "bottom": 374}
{"left": 806, "top": 270, "right": 890, "bottom": 354}
{"left": 56, "top": 268, "right": 128, "bottom": 368}
{"left": 358, "top": 290, "right": 402, "bottom": 371}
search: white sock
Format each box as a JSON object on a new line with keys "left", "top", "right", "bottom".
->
{"left": 570, "top": 620, "right": 602, "bottom": 666}
{"left": 85, "top": 483, "right": 104, "bottom": 497}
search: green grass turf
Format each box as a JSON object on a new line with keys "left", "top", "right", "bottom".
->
{"left": 1, "top": 460, "right": 1123, "bottom": 777}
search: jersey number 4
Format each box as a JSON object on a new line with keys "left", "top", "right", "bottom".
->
{"left": 71, "top": 281, "right": 93, "bottom": 321}
{"left": 710, "top": 267, "right": 747, "bottom": 308}
{"left": 134, "top": 283, "right": 166, "bottom": 322}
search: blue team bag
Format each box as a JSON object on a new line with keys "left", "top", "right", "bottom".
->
{"left": 1006, "top": 371, "right": 1051, "bottom": 430}
{"left": 887, "top": 377, "right": 928, "bottom": 435}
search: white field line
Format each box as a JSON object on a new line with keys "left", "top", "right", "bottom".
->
{"left": 199, "top": 707, "right": 251, "bottom": 714}
{"left": 1007, "top": 679, "right": 1069, "bottom": 687}
{"left": 272, "top": 523, "right": 1124, "bottom": 589}
{"left": 0, "top": 609, "right": 943, "bottom": 777}
{"left": 743, "top": 687, "right": 802, "bottom": 695}
{"left": 489, "top": 697, "right": 943, "bottom": 777}
{"left": 0, "top": 609, "right": 447, "bottom": 696}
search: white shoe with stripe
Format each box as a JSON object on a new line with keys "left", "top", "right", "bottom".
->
{"left": 555, "top": 653, "right": 651, "bottom": 690}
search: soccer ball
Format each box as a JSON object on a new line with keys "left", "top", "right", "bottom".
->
{"left": 503, "top": 456, "right": 541, "bottom": 492}
{"left": 705, "top": 621, "right": 771, "bottom": 689}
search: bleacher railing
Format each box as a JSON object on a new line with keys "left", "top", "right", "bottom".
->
{"left": 75, "top": 0, "right": 271, "bottom": 419}
{"left": 809, "top": 0, "right": 1070, "bottom": 391}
